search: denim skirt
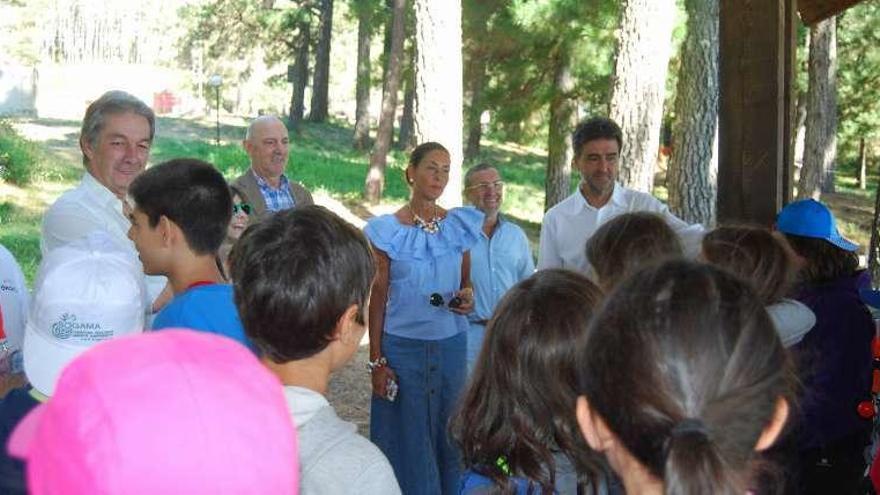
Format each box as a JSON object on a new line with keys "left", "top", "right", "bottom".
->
{"left": 370, "top": 331, "right": 467, "bottom": 495}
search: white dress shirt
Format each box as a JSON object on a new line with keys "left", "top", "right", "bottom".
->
{"left": 537, "top": 183, "right": 704, "bottom": 274}
{"left": 41, "top": 172, "right": 166, "bottom": 303}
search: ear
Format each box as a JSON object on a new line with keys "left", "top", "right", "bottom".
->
{"left": 157, "top": 215, "right": 176, "bottom": 247}
{"left": 81, "top": 135, "right": 96, "bottom": 167}
{"left": 576, "top": 396, "right": 615, "bottom": 452}
{"left": 332, "top": 304, "right": 362, "bottom": 345}
{"left": 243, "top": 139, "right": 254, "bottom": 156}
{"left": 755, "top": 397, "right": 789, "bottom": 451}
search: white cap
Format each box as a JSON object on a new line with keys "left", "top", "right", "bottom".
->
{"left": 23, "top": 231, "right": 146, "bottom": 396}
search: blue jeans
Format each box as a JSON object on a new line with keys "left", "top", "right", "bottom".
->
{"left": 370, "top": 332, "right": 466, "bottom": 495}
{"left": 465, "top": 322, "right": 486, "bottom": 375}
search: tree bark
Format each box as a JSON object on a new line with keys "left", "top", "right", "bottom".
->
{"left": 289, "top": 18, "right": 311, "bottom": 130}
{"left": 545, "top": 46, "right": 575, "bottom": 211}
{"left": 609, "top": 0, "right": 676, "bottom": 193}
{"left": 413, "top": 0, "right": 464, "bottom": 207}
{"left": 365, "top": 0, "right": 406, "bottom": 204}
{"left": 798, "top": 17, "right": 838, "bottom": 199}
{"left": 308, "top": 0, "right": 333, "bottom": 122}
{"left": 353, "top": 1, "right": 372, "bottom": 150}
{"left": 859, "top": 137, "right": 867, "bottom": 190}
{"left": 463, "top": 50, "right": 487, "bottom": 163}
{"left": 397, "top": 53, "right": 415, "bottom": 150}
{"left": 667, "top": 0, "right": 719, "bottom": 226}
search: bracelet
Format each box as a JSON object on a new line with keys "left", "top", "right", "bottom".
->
{"left": 366, "top": 356, "right": 388, "bottom": 373}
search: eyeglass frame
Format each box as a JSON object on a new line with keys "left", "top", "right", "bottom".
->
{"left": 465, "top": 180, "right": 505, "bottom": 192}
{"left": 429, "top": 292, "right": 463, "bottom": 309}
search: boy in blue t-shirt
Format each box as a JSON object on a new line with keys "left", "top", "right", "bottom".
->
{"left": 127, "top": 158, "right": 254, "bottom": 352}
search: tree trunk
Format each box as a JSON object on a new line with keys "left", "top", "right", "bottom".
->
{"left": 365, "top": 0, "right": 406, "bottom": 204}
{"left": 798, "top": 17, "right": 838, "bottom": 199}
{"left": 545, "top": 47, "right": 575, "bottom": 211}
{"left": 308, "top": 0, "right": 333, "bottom": 122}
{"left": 397, "top": 55, "right": 415, "bottom": 150}
{"left": 667, "top": 0, "right": 719, "bottom": 226}
{"left": 463, "top": 51, "right": 487, "bottom": 163}
{"left": 869, "top": 163, "right": 880, "bottom": 286}
{"left": 413, "top": 0, "right": 464, "bottom": 207}
{"left": 289, "top": 19, "right": 311, "bottom": 130}
{"left": 353, "top": 1, "right": 372, "bottom": 150}
{"left": 609, "top": 0, "right": 676, "bottom": 193}
{"left": 859, "top": 137, "right": 867, "bottom": 190}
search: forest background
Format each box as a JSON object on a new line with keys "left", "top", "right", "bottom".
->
{"left": 1, "top": 0, "right": 880, "bottom": 284}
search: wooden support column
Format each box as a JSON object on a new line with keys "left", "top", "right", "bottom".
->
{"left": 718, "top": 0, "right": 796, "bottom": 225}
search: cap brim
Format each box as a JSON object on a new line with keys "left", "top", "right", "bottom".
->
{"left": 7, "top": 403, "right": 46, "bottom": 459}
{"left": 23, "top": 322, "right": 89, "bottom": 397}
{"left": 829, "top": 234, "right": 859, "bottom": 252}
{"left": 861, "top": 288, "right": 880, "bottom": 309}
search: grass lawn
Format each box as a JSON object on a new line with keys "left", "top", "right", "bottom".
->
{"left": 2, "top": 115, "right": 877, "bottom": 286}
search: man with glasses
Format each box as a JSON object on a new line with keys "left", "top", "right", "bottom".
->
{"left": 233, "top": 115, "right": 313, "bottom": 221}
{"left": 537, "top": 116, "right": 702, "bottom": 274}
{"left": 463, "top": 163, "right": 534, "bottom": 372}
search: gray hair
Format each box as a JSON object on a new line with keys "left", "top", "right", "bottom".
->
{"left": 463, "top": 162, "right": 499, "bottom": 188}
{"left": 80, "top": 90, "right": 155, "bottom": 166}
{"left": 244, "top": 115, "right": 286, "bottom": 140}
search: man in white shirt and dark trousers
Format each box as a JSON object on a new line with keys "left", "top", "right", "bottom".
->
{"left": 537, "top": 116, "right": 702, "bottom": 274}
{"left": 464, "top": 163, "right": 534, "bottom": 373}
{"left": 40, "top": 90, "right": 166, "bottom": 309}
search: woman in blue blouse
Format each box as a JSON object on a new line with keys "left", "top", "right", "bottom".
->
{"left": 365, "top": 142, "right": 483, "bottom": 495}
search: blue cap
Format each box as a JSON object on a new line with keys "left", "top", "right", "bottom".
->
{"left": 860, "top": 288, "right": 880, "bottom": 309}
{"left": 776, "top": 199, "right": 858, "bottom": 252}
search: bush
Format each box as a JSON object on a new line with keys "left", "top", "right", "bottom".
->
{"left": 0, "top": 120, "right": 39, "bottom": 186}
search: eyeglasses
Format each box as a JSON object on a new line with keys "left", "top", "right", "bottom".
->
{"left": 429, "top": 292, "right": 463, "bottom": 309}
{"left": 466, "top": 180, "right": 504, "bottom": 192}
{"left": 232, "top": 203, "right": 253, "bottom": 215}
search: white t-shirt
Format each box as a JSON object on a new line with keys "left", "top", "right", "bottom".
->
{"left": 537, "top": 183, "right": 704, "bottom": 274}
{"left": 41, "top": 172, "right": 166, "bottom": 303}
{"left": 0, "top": 244, "right": 29, "bottom": 351}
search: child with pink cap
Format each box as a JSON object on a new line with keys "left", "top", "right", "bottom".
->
{"left": 8, "top": 330, "right": 299, "bottom": 494}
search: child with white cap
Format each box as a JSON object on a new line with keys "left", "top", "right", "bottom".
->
{"left": 0, "top": 231, "right": 146, "bottom": 494}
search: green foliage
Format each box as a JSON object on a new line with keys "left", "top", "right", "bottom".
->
{"left": 837, "top": 1, "right": 880, "bottom": 163}
{"left": 0, "top": 120, "right": 39, "bottom": 186}
{"left": 0, "top": 201, "right": 41, "bottom": 285}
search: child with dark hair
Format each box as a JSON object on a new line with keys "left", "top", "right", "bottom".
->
{"left": 231, "top": 205, "right": 400, "bottom": 494}
{"left": 585, "top": 211, "right": 683, "bottom": 291}
{"left": 576, "top": 260, "right": 795, "bottom": 495}
{"left": 452, "top": 269, "right": 611, "bottom": 494}
{"left": 702, "top": 224, "right": 815, "bottom": 347}
{"left": 776, "top": 199, "right": 873, "bottom": 493}
{"left": 126, "top": 158, "right": 253, "bottom": 351}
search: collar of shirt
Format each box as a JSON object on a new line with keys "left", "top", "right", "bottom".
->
{"left": 569, "top": 182, "right": 626, "bottom": 214}
{"left": 252, "top": 168, "right": 290, "bottom": 191}
{"left": 82, "top": 171, "right": 125, "bottom": 213}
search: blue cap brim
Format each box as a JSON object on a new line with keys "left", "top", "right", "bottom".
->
{"left": 860, "top": 288, "right": 880, "bottom": 309}
{"left": 829, "top": 233, "right": 859, "bottom": 252}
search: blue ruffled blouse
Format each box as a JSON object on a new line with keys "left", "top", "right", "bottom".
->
{"left": 365, "top": 207, "right": 484, "bottom": 341}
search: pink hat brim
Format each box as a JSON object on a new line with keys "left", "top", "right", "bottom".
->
{"left": 7, "top": 403, "right": 46, "bottom": 459}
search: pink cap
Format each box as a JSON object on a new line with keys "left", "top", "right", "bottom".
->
{"left": 8, "top": 329, "right": 299, "bottom": 494}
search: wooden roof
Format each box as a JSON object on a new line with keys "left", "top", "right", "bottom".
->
{"left": 799, "top": 0, "right": 869, "bottom": 24}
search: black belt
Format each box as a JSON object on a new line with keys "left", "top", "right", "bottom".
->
{"left": 473, "top": 319, "right": 489, "bottom": 326}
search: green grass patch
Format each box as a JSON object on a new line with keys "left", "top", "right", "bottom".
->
{"left": 0, "top": 120, "right": 41, "bottom": 186}
{"left": 0, "top": 202, "right": 42, "bottom": 285}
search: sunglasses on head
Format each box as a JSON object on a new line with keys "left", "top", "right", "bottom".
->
{"left": 233, "top": 203, "right": 253, "bottom": 215}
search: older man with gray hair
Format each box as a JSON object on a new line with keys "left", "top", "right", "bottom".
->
{"left": 464, "top": 163, "right": 534, "bottom": 372}
{"left": 233, "top": 115, "right": 313, "bottom": 221}
{"left": 41, "top": 90, "right": 166, "bottom": 307}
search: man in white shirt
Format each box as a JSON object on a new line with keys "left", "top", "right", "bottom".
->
{"left": 537, "top": 116, "right": 702, "bottom": 273}
{"left": 41, "top": 90, "right": 166, "bottom": 307}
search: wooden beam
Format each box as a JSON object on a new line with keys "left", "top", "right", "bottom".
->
{"left": 799, "top": 0, "right": 866, "bottom": 25}
{"left": 719, "top": 0, "right": 795, "bottom": 225}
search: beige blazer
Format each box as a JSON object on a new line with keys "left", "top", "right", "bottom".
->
{"left": 232, "top": 168, "right": 314, "bottom": 221}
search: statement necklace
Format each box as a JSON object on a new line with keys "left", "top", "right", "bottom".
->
{"left": 409, "top": 203, "right": 442, "bottom": 234}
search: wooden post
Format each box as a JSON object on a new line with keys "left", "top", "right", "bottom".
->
{"left": 718, "top": 0, "right": 796, "bottom": 225}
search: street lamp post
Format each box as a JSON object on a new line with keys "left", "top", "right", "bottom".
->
{"left": 207, "top": 74, "right": 223, "bottom": 146}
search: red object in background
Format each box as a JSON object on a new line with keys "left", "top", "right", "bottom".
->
{"left": 152, "top": 91, "right": 177, "bottom": 115}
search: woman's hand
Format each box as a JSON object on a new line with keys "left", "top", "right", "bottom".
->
{"left": 371, "top": 364, "right": 399, "bottom": 401}
{"left": 450, "top": 287, "right": 474, "bottom": 315}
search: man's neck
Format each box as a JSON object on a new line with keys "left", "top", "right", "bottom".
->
{"left": 262, "top": 356, "right": 331, "bottom": 396}
{"left": 482, "top": 211, "right": 499, "bottom": 237}
{"left": 580, "top": 183, "right": 613, "bottom": 208}
{"left": 253, "top": 167, "right": 283, "bottom": 189}
{"left": 168, "top": 254, "right": 224, "bottom": 294}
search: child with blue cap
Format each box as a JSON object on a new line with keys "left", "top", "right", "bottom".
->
{"left": 776, "top": 198, "right": 873, "bottom": 494}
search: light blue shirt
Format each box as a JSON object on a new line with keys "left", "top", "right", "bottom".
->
{"left": 364, "top": 207, "right": 484, "bottom": 341}
{"left": 469, "top": 214, "right": 534, "bottom": 323}
{"left": 254, "top": 170, "right": 295, "bottom": 213}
